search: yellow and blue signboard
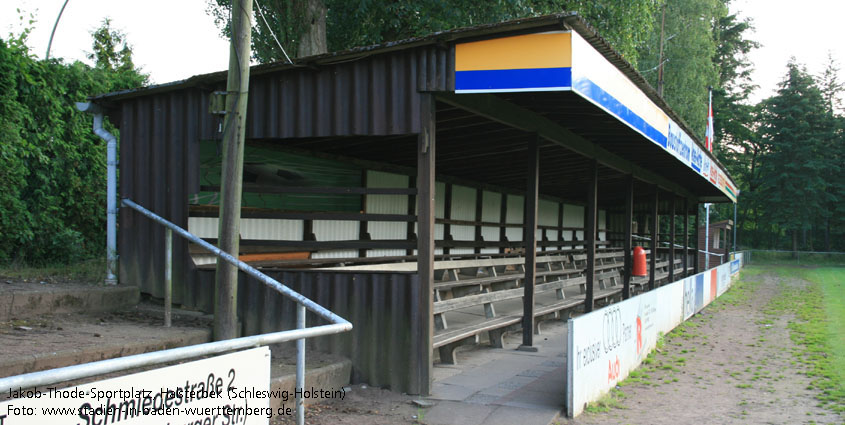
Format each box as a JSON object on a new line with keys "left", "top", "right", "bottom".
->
{"left": 455, "top": 32, "right": 572, "bottom": 93}
{"left": 454, "top": 31, "right": 738, "bottom": 202}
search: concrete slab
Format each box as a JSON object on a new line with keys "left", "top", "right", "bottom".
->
{"left": 0, "top": 283, "right": 139, "bottom": 321}
{"left": 482, "top": 405, "right": 562, "bottom": 425}
{"left": 423, "top": 400, "right": 496, "bottom": 425}
{"left": 426, "top": 318, "right": 569, "bottom": 425}
{"left": 430, "top": 382, "right": 477, "bottom": 401}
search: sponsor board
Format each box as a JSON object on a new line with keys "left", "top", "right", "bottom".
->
{"left": 695, "top": 273, "right": 705, "bottom": 312}
{"left": 682, "top": 277, "right": 695, "bottom": 321}
{"left": 710, "top": 269, "right": 718, "bottom": 302}
{"left": 0, "top": 347, "right": 272, "bottom": 425}
{"left": 567, "top": 261, "right": 741, "bottom": 416}
{"left": 731, "top": 259, "right": 740, "bottom": 276}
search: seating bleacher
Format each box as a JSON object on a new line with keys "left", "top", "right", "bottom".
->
{"left": 432, "top": 248, "right": 627, "bottom": 364}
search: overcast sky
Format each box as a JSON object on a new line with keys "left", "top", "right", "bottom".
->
{"left": 1, "top": 0, "right": 843, "bottom": 105}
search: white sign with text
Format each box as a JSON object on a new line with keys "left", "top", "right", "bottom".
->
{"left": 1, "top": 347, "right": 271, "bottom": 425}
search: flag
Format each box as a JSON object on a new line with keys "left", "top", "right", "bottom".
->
{"left": 704, "top": 88, "right": 714, "bottom": 152}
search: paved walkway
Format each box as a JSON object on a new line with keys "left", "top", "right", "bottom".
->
{"left": 423, "top": 319, "right": 568, "bottom": 425}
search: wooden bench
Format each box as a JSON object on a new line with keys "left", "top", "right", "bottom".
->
{"left": 433, "top": 254, "right": 580, "bottom": 300}
{"left": 432, "top": 274, "right": 588, "bottom": 364}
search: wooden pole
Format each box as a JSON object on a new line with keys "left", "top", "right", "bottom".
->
{"left": 649, "top": 186, "right": 658, "bottom": 291}
{"left": 214, "top": 0, "right": 253, "bottom": 341}
{"left": 474, "top": 188, "right": 483, "bottom": 254}
{"left": 415, "top": 93, "right": 436, "bottom": 395}
{"left": 520, "top": 136, "right": 539, "bottom": 349}
{"left": 623, "top": 175, "right": 633, "bottom": 299}
{"left": 694, "top": 204, "right": 700, "bottom": 274}
{"left": 669, "top": 195, "right": 676, "bottom": 282}
{"left": 585, "top": 159, "right": 598, "bottom": 312}
{"left": 683, "top": 198, "right": 689, "bottom": 277}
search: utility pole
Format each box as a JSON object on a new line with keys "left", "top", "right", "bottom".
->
{"left": 215, "top": 0, "right": 253, "bottom": 341}
{"left": 657, "top": 2, "right": 666, "bottom": 97}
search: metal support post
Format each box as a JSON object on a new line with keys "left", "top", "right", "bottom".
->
{"left": 165, "top": 228, "right": 172, "bottom": 328}
{"left": 296, "top": 304, "right": 306, "bottom": 425}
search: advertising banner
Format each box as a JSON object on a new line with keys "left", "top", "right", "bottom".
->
{"left": 1, "top": 347, "right": 272, "bottom": 425}
{"left": 567, "top": 261, "right": 740, "bottom": 416}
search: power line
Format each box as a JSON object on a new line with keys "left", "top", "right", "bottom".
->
{"left": 253, "top": 0, "right": 293, "bottom": 64}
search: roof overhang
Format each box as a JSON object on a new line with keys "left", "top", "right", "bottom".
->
{"left": 451, "top": 30, "right": 737, "bottom": 203}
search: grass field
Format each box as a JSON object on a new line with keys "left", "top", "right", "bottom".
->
{"left": 759, "top": 265, "right": 845, "bottom": 415}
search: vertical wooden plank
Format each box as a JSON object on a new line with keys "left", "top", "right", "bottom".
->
{"left": 415, "top": 93, "right": 435, "bottom": 395}
{"left": 359, "top": 169, "right": 369, "bottom": 257}
{"left": 649, "top": 186, "right": 658, "bottom": 291}
{"left": 623, "top": 175, "right": 633, "bottom": 299}
{"left": 521, "top": 136, "right": 540, "bottom": 349}
{"left": 499, "top": 193, "right": 508, "bottom": 254}
{"left": 443, "top": 183, "right": 452, "bottom": 255}
{"left": 683, "top": 198, "right": 689, "bottom": 277}
{"left": 474, "top": 188, "right": 483, "bottom": 254}
{"left": 406, "top": 176, "right": 416, "bottom": 256}
{"left": 558, "top": 202, "right": 564, "bottom": 250}
{"left": 694, "top": 204, "right": 700, "bottom": 274}
{"left": 669, "top": 195, "right": 676, "bottom": 282}
{"left": 584, "top": 159, "right": 597, "bottom": 312}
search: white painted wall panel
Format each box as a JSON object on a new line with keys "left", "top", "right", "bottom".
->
{"left": 481, "top": 191, "right": 502, "bottom": 222}
{"left": 366, "top": 170, "right": 410, "bottom": 257}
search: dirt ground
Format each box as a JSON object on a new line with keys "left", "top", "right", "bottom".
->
{"left": 271, "top": 385, "right": 423, "bottom": 425}
{"left": 280, "top": 269, "right": 841, "bottom": 425}
{"left": 569, "top": 269, "right": 837, "bottom": 425}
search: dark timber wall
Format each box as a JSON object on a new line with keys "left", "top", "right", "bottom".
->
{"left": 193, "top": 268, "right": 425, "bottom": 393}
{"left": 114, "top": 45, "right": 453, "bottom": 304}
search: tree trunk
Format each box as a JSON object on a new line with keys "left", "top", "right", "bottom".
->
{"left": 792, "top": 229, "right": 798, "bottom": 259}
{"left": 297, "top": 0, "right": 327, "bottom": 57}
{"left": 825, "top": 217, "right": 830, "bottom": 252}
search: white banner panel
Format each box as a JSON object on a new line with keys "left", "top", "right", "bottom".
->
{"left": 1, "top": 347, "right": 272, "bottom": 425}
{"left": 567, "top": 261, "right": 741, "bottom": 416}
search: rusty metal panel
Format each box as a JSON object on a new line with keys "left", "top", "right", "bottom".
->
{"left": 191, "top": 268, "right": 424, "bottom": 394}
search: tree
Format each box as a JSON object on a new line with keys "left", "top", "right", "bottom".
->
{"left": 816, "top": 54, "right": 844, "bottom": 251}
{"left": 86, "top": 18, "right": 148, "bottom": 88}
{"left": 757, "top": 61, "right": 828, "bottom": 255}
{"left": 207, "top": 0, "right": 662, "bottom": 66}
{"left": 710, "top": 12, "right": 760, "bottom": 247}
{"left": 0, "top": 18, "right": 147, "bottom": 264}
{"left": 637, "top": 0, "right": 722, "bottom": 133}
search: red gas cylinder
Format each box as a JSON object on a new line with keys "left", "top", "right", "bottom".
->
{"left": 632, "top": 246, "right": 647, "bottom": 277}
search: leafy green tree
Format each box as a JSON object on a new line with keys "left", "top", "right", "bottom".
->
{"left": 207, "top": 0, "right": 662, "bottom": 66}
{"left": 638, "top": 0, "right": 722, "bottom": 133}
{"left": 0, "top": 18, "right": 147, "bottom": 264}
{"left": 758, "top": 61, "right": 829, "bottom": 254}
{"left": 87, "top": 18, "right": 148, "bottom": 88}
{"left": 816, "top": 55, "right": 844, "bottom": 251}
{"left": 710, "top": 12, "right": 760, "bottom": 247}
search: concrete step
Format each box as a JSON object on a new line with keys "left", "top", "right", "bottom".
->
{"left": 0, "top": 307, "right": 211, "bottom": 378}
{"left": 0, "top": 305, "right": 351, "bottom": 409}
{"left": 0, "top": 281, "right": 139, "bottom": 321}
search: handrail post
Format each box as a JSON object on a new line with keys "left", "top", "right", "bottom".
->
{"left": 165, "top": 227, "right": 172, "bottom": 328}
{"left": 296, "top": 304, "right": 306, "bottom": 425}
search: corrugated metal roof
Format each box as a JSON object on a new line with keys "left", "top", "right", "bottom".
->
{"left": 91, "top": 12, "right": 721, "bottom": 175}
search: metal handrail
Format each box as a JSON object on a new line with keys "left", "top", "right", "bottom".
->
{"left": 0, "top": 198, "right": 352, "bottom": 425}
